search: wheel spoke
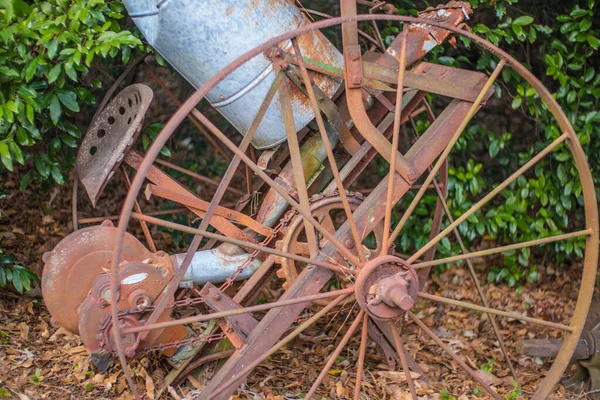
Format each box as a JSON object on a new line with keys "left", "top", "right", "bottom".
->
{"left": 306, "top": 309, "right": 365, "bottom": 399}
{"left": 408, "top": 312, "right": 503, "bottom": 400}
{"left": 410, "top": 103, "right": 518, "bottom": 381}
{"left": 131, "top": 212, "right": 355, "bottom": 277}
{"left": 381, "top": 28, "right": 408, "bottom": 255}
{"left": 120, "top": 167, "right": 157, "bottom": 253}
{"left": 354, "top": 313, "right": 369, "bottom": 400}
{"left": 292, "top": 39, "right": 367, "bottom": 263}
{"left": 191, "top": 99, "right": 362, "bottom": 268}
{"left": 415, "top": 229, "right": 591, "bottom": 269}
{"left": 407, "top": 132, "right": 569, "bottom": 264}
{"left": 278, "top": 67, "right": 320, "bottom": 259}
{"left": 121, "top": 287, "right": 354, "bottom": 334}
{"left": 389, "top": 321, "right": 418, "bottom": 399}
{"left": 136, "top": 71, "right": 287, "bottom": 342}
{"left": 207, "top": 294, "right": 350, "bottom": 399}
{"left": 389, "top": 59, "right": 507, "bottom": 246}
{"left": 417, "top": 291, "right": 574, "bottom": 332}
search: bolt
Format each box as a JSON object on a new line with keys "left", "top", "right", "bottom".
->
{"left": 344, "top": 239, "right": 355, "bottom": 249}
{"left": 212, "top": 293, "right": 221, "bottom": 301}
{"left": 351, "top": 51, "right": 360, "bottom": 61}
{"left": 352, "top": 76, "right": 362, "bottom": 86}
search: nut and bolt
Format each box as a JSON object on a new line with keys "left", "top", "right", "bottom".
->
{"left": 212, "top": 293, "right": 221, "bottom": 301}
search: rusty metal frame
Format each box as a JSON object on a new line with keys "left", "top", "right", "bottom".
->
{"left": 88, "top": 11, "right": 596, "bottom": 400}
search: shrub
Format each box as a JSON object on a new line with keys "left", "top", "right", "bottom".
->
{"left": 0, "top": 0, "right": 144, "bottom": 292}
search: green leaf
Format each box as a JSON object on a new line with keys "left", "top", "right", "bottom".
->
{"left": 57, "top": 92, "right": 80, "bottom": 112}
{"left": 20, "top": 171, "right": 31, "bottom": 191}
{"left": 511, "top": 96, "right": 522, "bottom": 109}
{"left": 12, "top": 269, "right": 23, "bottom": 294}
{"left": 513, "top": 16, "right": 534, "bottom": 26}
{"left": 48, "top": 64, "right": 62, "bottom": 84}
{"left": 9, "top": 142, "right": 24, "bottom": 164}
{"left": 24, "top": 57, "right": 39, "bottom": 82}
{"left": 49, "top": 95, "right": 61, "bottom": 124}
{"left": 588, "top": 35, "right": 600, "bottom": 50}
{"left": 51, "top": 166, "right": 64, "bottom": 185}
{"left": 35, "top": 157, "right": 50, "bottom": 178}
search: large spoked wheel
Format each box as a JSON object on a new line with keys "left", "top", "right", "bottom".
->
{"left": 107, "top": 13, "right": 597, "bottom": 400}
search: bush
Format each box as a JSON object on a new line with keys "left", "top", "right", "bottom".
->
{"left": 0, "top": 0, "right": 144, "bottom": 292}
{"left": 383, "top": 0, "right": 599, "bottom": 286}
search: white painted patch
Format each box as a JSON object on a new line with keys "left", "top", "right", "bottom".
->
{"left": 121, "top": 273, "right": 148, "bottom": 285}
{"left": 423, "top": 39, "right": 437, "bottom": 52}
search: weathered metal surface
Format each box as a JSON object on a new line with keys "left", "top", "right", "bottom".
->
{"left": 123, "top": 0, "right": 343, "bottom": 149}
{"left": 355, "top": 256, "right": 418, "bottom": 320}
{"left": 41, "top": 3, "right": 599, "bottom": 398}
{"left": 173, "top": 243, "right": 262, "bottom": 286}
{"left": 76, "top": 84, "right": 153, "bottom": 206}
{"left": 41, "top": 221, "right": 152, "bottom": 333}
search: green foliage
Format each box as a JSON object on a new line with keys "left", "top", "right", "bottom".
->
{"left": 0, "top": 0, "right": 143, "bottom": 189}
{"left": 0, "top": 248, "right": 39, "bottom": 294}
{"left": 382, "top": 0, "right": 599, "bottom": 287}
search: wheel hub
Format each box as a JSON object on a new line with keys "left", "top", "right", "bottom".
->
{"left": 355, "top": 255, "right": 419, "bottom": 320}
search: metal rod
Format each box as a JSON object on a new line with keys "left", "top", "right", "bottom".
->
{"left": 143, "top": 63, "right": 232, "bottom": 162}
{"left": 122, "top": 287, "right": 354, "bottom": 334}
{"left": 389, "top": 59, "right": 506, "bottom": 247}
{"left": 408, "top": 312, "right": 504, "bottom": 400}
{"left": 131, "top": 212, "right": 355, "bottom": 276}
{"left": 408, "top": 132, "right": 569, "bottom": 264}
{"left": 415, "top": 229, "right": 592, "bottom": 269}
{"left": 121, "top": 168, "right": 157, "bottom": 252}
{"left": 354, "top": 313, "right": 369, "bottom": 400}
{"left": 292, "top": 40, "right": 367, "bottom": 264}
{"left": 417, "top": 292, "right": 574, "bottom": 332}
{"left": 306, "top": 309, "right": 364, "bottom": 399}
{"left": 381, "top": 28, "right": 407, "bottom": 255}
{"left": 154, "top": 158, "right": 245, "bottom": 196}
{"left": 389, "top": 321, "right": 418, "bottom": 399}
{"left": 136, "top": 72, "right": 285, "bottom": 344}
{"left": 277, "top": 66, "right": 320, "bottom": 261}
{"left": 191, "top": 99, "right": 363, "bottom": 269}
{"left": 207, "top": 294, "right": 350, "bottom": 399}
{"left": 78, "top": 208, "right": 189, "bottom": 224}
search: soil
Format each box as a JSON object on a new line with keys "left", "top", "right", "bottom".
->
{"left": 0, "top": 173, "right": 594, "bottom": 400}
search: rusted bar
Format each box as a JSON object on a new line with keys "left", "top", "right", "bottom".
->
{"left": 121, "top": 168, "right": 157, "bottom": 252}
{"left": 407, "top": 132, "right": 569, "bottom": 263}
{"left": 381, "top": 28, "right": 407, "bottom": 255}
{"left": 417, "top": 292, "right": 574, "bottom": 332}
{"left": 389, "top": 322, "right": 418, "bottom": 399}
{"left": 145, "top": 184, "right": 274, "bottom": 237}
{"left": 154, "top": 158, "right": 245, "bottom": 196}
{"left": 78, "top": 208, "right": 188, "bottom": 224}
{"left": 144, "top": 63, "right": 232, "bottom": 162}
{"left": 389, "top": 58, "right": 506, "bottom": 247}
{"left": 123, "top": 287, "right": 353, "bottom": 334}
{"left": 354, "top": 313, "right": 369, "bottom": 400}
{"left": 206, "top": 294, "right": 349, "bottom": 399}
{"left": 305, "top": 310, "right": 365, "bottom": 399}
{"left": 292, "top": 39, "right": 367, "bottom": 263}
{"left": 415, "top": 228, "right": 592, "bottom": 269}
{"left": 277, "top": 63, "right": 319, "bottom": 260}
{"left": 131, "top": 212, "right": 354, "bottom": 277}
{"left": 408, "top": 312, "right": 504, "bottom": 400}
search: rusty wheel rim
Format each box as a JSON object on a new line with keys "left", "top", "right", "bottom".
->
{"left": 104, "top": 14, "right": 598, "bottom": 400}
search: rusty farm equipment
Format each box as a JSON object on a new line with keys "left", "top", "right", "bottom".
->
{"left": 40, "top": 0, "right": 599, "bottom": 398}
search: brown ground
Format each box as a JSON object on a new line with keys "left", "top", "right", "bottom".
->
{"left": 0, "top": 166, "right": 594, "bottom": 400}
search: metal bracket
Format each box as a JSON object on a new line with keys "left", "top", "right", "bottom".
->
{"left": 344, "top": 44, "right": 364, "bottom": 89}
{"left": 200, "top": 283, "right": 259, "bottom": 348}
